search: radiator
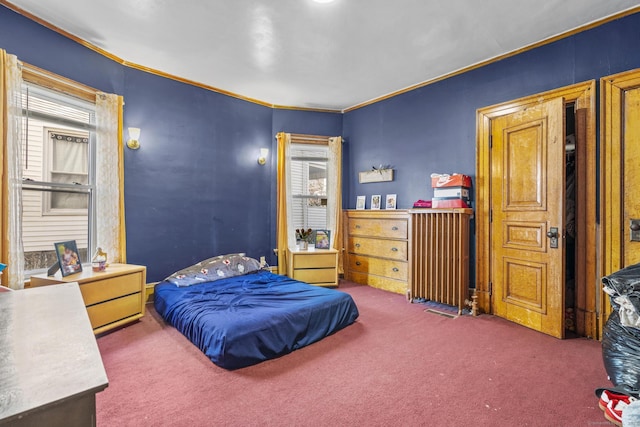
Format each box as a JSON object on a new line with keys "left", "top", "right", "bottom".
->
{"left": 410, "top": 210, "right": 472, "bottom": 314}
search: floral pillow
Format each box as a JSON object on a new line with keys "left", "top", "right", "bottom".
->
{"left": 165, "top": 253, "right": 262, "bottom": 287}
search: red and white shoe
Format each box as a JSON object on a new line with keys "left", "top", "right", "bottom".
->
{"left": 605, "top": 399, "right": 630, "bottom": 427}
{"left": 599, "top": 389, "right": 635, "bottom": 411}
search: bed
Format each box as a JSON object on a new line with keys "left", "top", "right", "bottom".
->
{"left": 154, "top": 254, "right": 359, "bottom": 370}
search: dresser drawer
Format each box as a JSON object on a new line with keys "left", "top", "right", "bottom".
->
{"left": 348, "top": 255, "right": 407, "bottom": 281}
{"left": 86, "top": 293, "right": 142, "bottom": 329}
{"left": 348, "top": 237, "right": 407, "bottom": 260}
{"left": 348, "top": 271, "right": 407, "bottom": 295}
{"left": 292, "top": 253, "right": 336, "bottom": 269}
{"left": 349, "top": 218, "right": 407, "bottom": 239}
{"left": 80, "top": 272, "right": 144, "bottom": 306}
{"left": 293, "top": 268, "right": 336, "bottom": 284}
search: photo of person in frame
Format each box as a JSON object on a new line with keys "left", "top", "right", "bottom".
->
{"left": 55, "top": 240, "right": 83, "bottom": 277}
{"left": 315, "top": 230, "right": 331, "bottom": 249}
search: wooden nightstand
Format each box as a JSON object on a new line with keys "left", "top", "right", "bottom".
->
{"left": 30, "top": 263, "right": 147, "bottom": 335}
{"left": 287, "top": 248, "right": 338, "bottom": 287}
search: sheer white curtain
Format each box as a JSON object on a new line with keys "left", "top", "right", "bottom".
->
{"left": 326, "top": 136, "right": 342, "bottom": 249}
{"left": 95, "top": 93, "right": 122, "bottom": 263}
{"left": 5, "top": 53, "right": 24, "bottom": 289}
{"left": 283, "top": 135, "right": 297, "bottom": 249}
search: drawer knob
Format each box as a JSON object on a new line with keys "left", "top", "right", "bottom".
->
{"left": 355, "top": 243, "right": 361, "bottom": 248}
{"left": 355, "top": 261, "right": 361, "bottom": 266}
{"left": 392, "top": 267, "right": 399, "bottom": 272}
{"left": 392, "top": 226, "right": 398, "bottom": 231}
{"left": 355, "top": 224, "right": 361, "bottom": 229}
{"left": 391, "top": 247, "right": 398, "bottom": 252}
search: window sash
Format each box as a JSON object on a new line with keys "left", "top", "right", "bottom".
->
{"left": 20, "top": 81, "right": 97, "bottom": 274}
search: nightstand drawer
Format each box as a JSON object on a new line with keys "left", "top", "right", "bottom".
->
{"left": 81, "top": 272, "right": 143, "bottom": 306}
{"left": 292, "top": 253, "right": 336, "bottom": 269}
{"left": 293, "top": 268, "right": 336, "bottom": 284}
{"left": 86, "top": 293, "right": 142, "bottom": 329}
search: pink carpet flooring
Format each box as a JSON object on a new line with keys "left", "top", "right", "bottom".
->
{"left": 96, "top": 281, "right": 610, "bottom": 426}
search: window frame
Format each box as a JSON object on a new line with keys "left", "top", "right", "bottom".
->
{"left": 19, "top": 63, "right": 99, "bottom": 275}
{"left": 289, "top": 144, "right": 330, "bottom": 230}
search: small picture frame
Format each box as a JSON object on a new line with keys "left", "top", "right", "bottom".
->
{"left": 386, "top": 194, "right": 397, "bottom": 209}
{"left": 314, "top": 229, "right": 331, "bottom": 249}
{"left": 371, "top": 195, "right": 381, "bottom": 210}
{"left": 54, "top": 240, "right": 82, "bottom": 277}
{"left": 356, "top": 195, "right": 366, "bottom": 210}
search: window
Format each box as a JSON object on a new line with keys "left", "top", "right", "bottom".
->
{"left": 275, "top": 133, "right": 342, "bottom": 275}
{"left": 20, "top": 81, "right": 96, "bottom": 276}
{"left": 290, "top": 144, "right": 328, "bottom": 230}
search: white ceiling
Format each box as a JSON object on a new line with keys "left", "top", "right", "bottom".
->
{"left": 5, "top": 0, "right": 640, "bottom": 111}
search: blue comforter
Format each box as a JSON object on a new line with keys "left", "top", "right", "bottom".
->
{"left": 154, "top": 270, "right": 359, "bottom": 370}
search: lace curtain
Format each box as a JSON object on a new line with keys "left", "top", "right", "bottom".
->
{"left": 326, "top": 136, "right": 342, "bottom": 251}
{"left": 3, "top": 52, "right": 24, "bottom": 289}
{"left": 1, "top": 53, "right": 123, "bottom": 288}
{"left": 95, "top": 93, "right": 124, "bottom": 263}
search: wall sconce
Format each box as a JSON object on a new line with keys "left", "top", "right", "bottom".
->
{"left": 127, "top": 127, "right": 141, "bottom": 150}
{"left": 258, "top": 148, "right": 269, "bottom": 165}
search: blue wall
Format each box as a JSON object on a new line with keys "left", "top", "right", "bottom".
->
{"left": 3, "top": 5, "right": 640, "bottom": 282}
{"left": 0, "top": 6, "right": 338, "bottom": 281}
{"left": 343, "top": 13, "right": 640, "bottom": 209}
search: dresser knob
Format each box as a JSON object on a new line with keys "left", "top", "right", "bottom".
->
{"left": 392, "top": 226, "right": 398, "bottom": 231}
{"left": 355, "top": 243, "right": 361, "bottom": 248}
{"left": 391, "top": 247, "right": 398, "bottom": 252}
{"left": 355, "top": 261, "right": 361, "bottom": 266}
{"left": 355, "top": 224, "right": 361, "bottom": 229}
{"left": 392, "top": 267, "right": 399, "bottom": 272}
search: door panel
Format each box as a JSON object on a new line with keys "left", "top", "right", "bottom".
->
{"left": 601, "top": 72, "right": 640, "bottom": 328}
{"left": 623, "top": 87, "right": 640, "bottom": 267}
{"left": 491, "top": 98, "right": 565, "bottom": 338}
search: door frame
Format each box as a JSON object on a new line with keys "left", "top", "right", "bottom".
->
{"left": 476, "top": 81, "right": 598, "bottom": 338}
{"left": 600, "top": 69, "right": 640, "bottom": 333}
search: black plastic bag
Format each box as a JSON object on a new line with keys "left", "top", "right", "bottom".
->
{"left": 602, "top": 310, "right": 640, "bottom": 394}
{"left": 602, "top": 263, "right": 640, "bottom": 312}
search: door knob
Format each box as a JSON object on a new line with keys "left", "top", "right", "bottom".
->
{"left": 631, "top": 219, "right": 640, "bottom": 241}
{"left": 547, "top": 227, "right": 559, "bottom": 249}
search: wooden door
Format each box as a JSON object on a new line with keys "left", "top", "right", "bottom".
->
{"left": 490, "top": 98, "right": 565, "bottom": 338}
{"left": 622, "top": 88, "right": 640, "bottom": 266}
{"left": 601, "top": 70, "right": 640, "bottom": 326}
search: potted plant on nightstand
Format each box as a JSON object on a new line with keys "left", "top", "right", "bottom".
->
{"left": 295, "top": 228, "right": 313, "bottom": 250}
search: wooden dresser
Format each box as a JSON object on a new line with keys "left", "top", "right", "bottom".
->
{"left": 344, "top": 210, "right": 410, "bottom": 295}
{"left": 0, "top": 282, "right": 108, "bottom": 426}
{"left": 287, "top": 248, "right": 339, "bottom": 287}
{"left": 30, "top": 263, "right": 147, "bottom": 335}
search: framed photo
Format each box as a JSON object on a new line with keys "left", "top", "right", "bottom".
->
{"left": 371, "top": 194, "right": 381, "bottom": 210}
{"left": 54, "top": 240, "right": 82, "bottom": 277}
{"left": 385, "top": 194, "right": 397, "bottom": 209}
{"left": 314, "top": 229, "right": 331, "bottom": 249}
{"left": 356, "top": 195, "right": 366, "bottom": 210}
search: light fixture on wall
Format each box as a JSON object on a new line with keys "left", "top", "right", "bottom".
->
{"left": 127, "top": 127, "right": 141, "bottom": 150}
{"left": 258, "top": 148, "right": 269, "bottom": 165}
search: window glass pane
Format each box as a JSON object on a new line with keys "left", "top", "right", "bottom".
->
{"left": 22, "top": 188, "right": 89, "bottom": 274}
{"left": 290, "top": 144, "right": 329, "bottom": 230}
{"left": 20, "top": 82, "right": 95, "bottom": 276}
